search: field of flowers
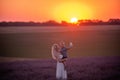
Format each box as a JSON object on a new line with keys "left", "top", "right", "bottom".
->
{"left": 0, "top": 56, "right": 120, "bottom": 80}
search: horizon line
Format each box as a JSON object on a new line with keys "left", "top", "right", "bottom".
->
{"left": 0, "top": 18, "right": 120, "bottom": 23}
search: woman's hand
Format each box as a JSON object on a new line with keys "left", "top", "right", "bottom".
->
{"left": 58, "top": 58, "right": 67, "bottom": 62}
{"left": 56, "top": 59, "right": 62, "bottom": 63}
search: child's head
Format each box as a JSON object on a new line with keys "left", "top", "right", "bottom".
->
{"left": 59, "top": 41, "right": 65, "bottom": 47}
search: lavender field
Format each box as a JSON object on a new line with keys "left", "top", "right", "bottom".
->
{"left": 0, "top": 56, "right": 120, "bottom": 80}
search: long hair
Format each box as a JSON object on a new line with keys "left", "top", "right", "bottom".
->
{"left": 51, "top": 44, "right": 59, "bottom": 60}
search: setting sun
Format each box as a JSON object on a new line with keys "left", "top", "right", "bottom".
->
{"left": 53, "top": 2, "right": 93, "bottom": 22}
{"left": 70, "top": 17, "right": 78, "bottom": 23}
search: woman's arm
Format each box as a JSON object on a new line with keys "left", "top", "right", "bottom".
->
{"left": 56, "top": 56, "right": 67, "bottom": 62}
{"left": 58, "top": 58, "right": 67, "bottom": 62}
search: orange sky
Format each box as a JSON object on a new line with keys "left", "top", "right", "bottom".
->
{"left": 0, "top": 0, "right": 120, "bottom": 22}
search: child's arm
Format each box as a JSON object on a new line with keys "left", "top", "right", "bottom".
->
{"left": 67, "top": 42, "right": 73, "bottom": 50}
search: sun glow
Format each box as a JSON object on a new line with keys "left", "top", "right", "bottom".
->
{"left": 70, "top": 17, "right": 78, "bottom": 23}
{"left": 53, "top": 2, "right": 93, "bottom": 22}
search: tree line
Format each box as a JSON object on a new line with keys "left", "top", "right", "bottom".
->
{"left": 0, "top": 18, "right": 120, "bottom": 26}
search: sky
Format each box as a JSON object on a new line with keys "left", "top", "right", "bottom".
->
{"left": 0, "top": 0, "right": 120, "bottom": 22}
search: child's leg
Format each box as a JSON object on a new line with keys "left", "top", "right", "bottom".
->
{"left": 61, "top": 58, "right": 67, "bottom": 70}
{"left": 63, "top": 61, "right": 66, "bottom": 70}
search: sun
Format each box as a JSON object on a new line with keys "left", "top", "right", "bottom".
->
{"left": 53, "top": 2, "right": 93, "bottom": 22}
{"left": 70, "top": 17, "right": 78, "bottom": 23}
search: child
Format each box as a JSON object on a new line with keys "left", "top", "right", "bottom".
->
{"left": 59, "top": 41, "right": 73, "bottom": 70}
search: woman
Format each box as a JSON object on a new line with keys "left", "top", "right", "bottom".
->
{"left": 51, "top": 44, "right": 67, "bottom": 80}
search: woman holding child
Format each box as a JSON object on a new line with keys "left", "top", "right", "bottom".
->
{"left": 51, "top": 41, "right": 73, "bottom": 80}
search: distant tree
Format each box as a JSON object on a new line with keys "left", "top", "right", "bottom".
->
{"left": 108, "top": 19, "right": 120, "bottom": 24}
{"left": 61, "top": 21, "right": 69, "bottom": 26}
{"left": 41, "top": 20, "right": 60, "bottom": 26}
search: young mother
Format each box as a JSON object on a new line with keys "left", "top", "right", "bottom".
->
{"left": 51, "top": 42, "right": 73, "bottom": 80}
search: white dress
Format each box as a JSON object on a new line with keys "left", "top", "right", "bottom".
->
{"left": 56, "top": 55, "right": 67, "bottom": 80}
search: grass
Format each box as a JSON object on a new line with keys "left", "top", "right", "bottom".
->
{"left": 0, "top": 30, "right": 120, "bottom": 58}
